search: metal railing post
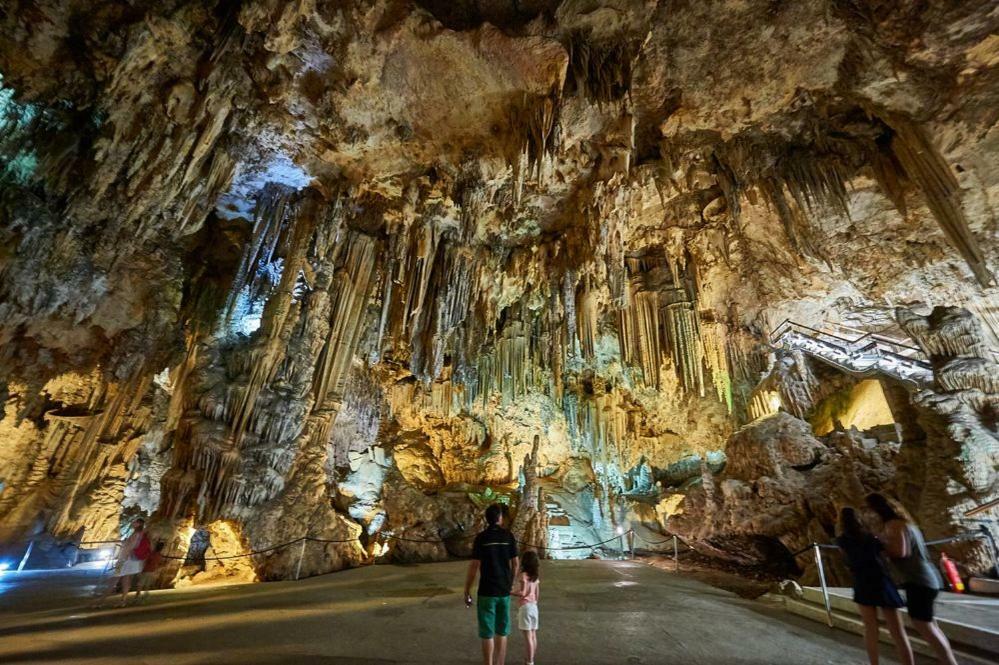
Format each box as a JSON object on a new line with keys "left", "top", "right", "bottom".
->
{"left": 295, "top": 538, "right": 307, "bottom": 581}
{"left": 813, "top": 544, "right": 833, "bottom": 627}
{"left": 673, "top": 535, "right": 679, "bottom": 571}
{"left": 974, "top": 525, "right": 999, "bottom": 576}
{"left": 17, "top": 539, "right": 33, "bottom": 572}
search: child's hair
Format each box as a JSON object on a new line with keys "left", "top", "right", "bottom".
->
{"left": 838, "top": 507, "right": 867, "bottom": 540}
{"left": 521, "top": 550, "right": 540, "bottom": 582}
{"left": 154, "top": 541, "right": 165, "bottom": 552}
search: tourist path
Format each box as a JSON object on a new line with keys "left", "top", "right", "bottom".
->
{"left": 0, "top": 559, "right": 941, "bottom": 664}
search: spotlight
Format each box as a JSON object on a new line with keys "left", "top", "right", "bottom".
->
{"left": 0, "top": 562, "right": 10, "bottom": 572}
{"left": 616, "top": 526, "right": 625, "bottom": 535}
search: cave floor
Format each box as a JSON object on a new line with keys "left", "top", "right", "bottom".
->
{"left": 0, "top": 559, "right": 939, "bottom": 664}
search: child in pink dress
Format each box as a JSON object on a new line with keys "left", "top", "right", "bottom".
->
{"left": 513, "top": 550, "right": 541, "bottom": 665}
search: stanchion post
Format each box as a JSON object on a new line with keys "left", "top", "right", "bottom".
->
{"left": 813, "top": 544, "right": 833, "bottom": 627}
{"left": 17, "top": 539, "right": 34, "bottom": 572}
{"left": 673, "top": 535, "right": 679, "bottom": 571}
{"left": 295, "top": 538, "right": 307, "bottom": 581}
{"left": 978, "top": 526, "right": 999, "bottom": 576}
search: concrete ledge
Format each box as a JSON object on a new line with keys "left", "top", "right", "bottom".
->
{"left": 800, "top": 587, "right": 999, "bottom": 656}
{"left": 769, "top": 591, "right": 998, "bottom": 665}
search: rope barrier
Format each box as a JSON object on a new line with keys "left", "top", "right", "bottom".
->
{"left": 381, "top": 532, "right": 477, "bottom": 545}
{"left": 533, "top": 533, "right": 626, "bottom": 551}
{"left": 101, "top": 524, "right": 668, "bottom": 567}
{"left": 141, "top": 528, "right": 637, "bottom": 563}
{"left": 304, "top": 535, "right": 366, "bottom": 545}
{"left": 160, "top": 537, "right": 307, "bottom": 561}
{"left": 381, "top": 529, "right": 627, "bottom": 551}
{"left": 157, "top": 535, "right": 358, "bottom": 562}
{"left": 632, "top": 532, "right": 688, "bottom": 547}
{"left": 88, "top": 528, "right": 997, "bottom": 565}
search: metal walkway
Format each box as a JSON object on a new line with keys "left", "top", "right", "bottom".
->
{"left": 770, "top": 319, "right": 934, "bottom": 388}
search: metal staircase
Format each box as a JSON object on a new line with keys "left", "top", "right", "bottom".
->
{"left": 769, "top": 319, "right": 934, "bottom": 388}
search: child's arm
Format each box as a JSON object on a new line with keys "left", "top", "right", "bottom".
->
{"left": 511, "top": 572, "right": 525, "bottom": 598}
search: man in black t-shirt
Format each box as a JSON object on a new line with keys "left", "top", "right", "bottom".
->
{"left": 464, "top": 503, "right": 519, "bottom": 665}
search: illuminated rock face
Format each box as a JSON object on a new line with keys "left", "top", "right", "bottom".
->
{"left": 0, "top": 1, "right": 996, "bottom": 579}
{"left": 894, "top": 306, "right": 999, "bottom": 570}
{"left": 671, "top": 412, "right": 898, "bottom": 581}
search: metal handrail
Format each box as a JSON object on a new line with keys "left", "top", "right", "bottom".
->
{"left": 769, "top": 322, "right": 935, "bottom": 389}
{"left": 771, "top": 318, "right": 999, "bottom": 363}
{"left": 770, "top": 339, "right": 932, "bottom": 391}
{"left": 769, "top": 319, "right": 924, "bottom": 355}
{"left": 793, "top": 530, "right": 997, "bottom": 628}
{"left": 965, "top": 498, "right": 999, "bottom": 518}
{"left": 772, "top": 324, "right": 932, "bottom": 369}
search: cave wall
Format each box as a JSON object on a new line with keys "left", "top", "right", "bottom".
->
{"left": 0, "top": 0, "right": 996, "bottom": 578}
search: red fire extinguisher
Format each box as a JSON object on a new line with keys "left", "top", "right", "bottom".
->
{"left": 939, "top": 553, "right": 965, "bottom": 593}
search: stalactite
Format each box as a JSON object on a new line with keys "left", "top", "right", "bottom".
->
{"left": 967, "top": 296, "right": 999, "bottom": 350}
{"left": 616, "top": 251, "right": 712, "bottom": 397}
{"left": 770, "top": 349, "right": 820, "bottom": 419}
{"left": 48, "top": 367, "right": 155, "bottom": 535}
{"left": 312, "top": 231, "right": 379, "bottom": 414}
{"left": 885, "top": 117, "right": 995, "bottom": 287}
{"left": 564, "top": 32, "right": 637, "bottom": 104}
{"left": 663, "top": 301, "right": 705, "bottom": 396}
{"left": 701, "top": 321, "right": 733, "bottom": 413}
{"left": 222, "top": 184, "right": 295, "bottom": 325}
{"left": 576, "top": 277, "right": 599, "bottom": 359}
{"left": 897, "top": 306, "right": 992, "bottom": 360}
{"left": 477, "top": 318, "right": 533, "bottom": 406}
{"left": 506, "top": 86, "right": 562, "bottom": 194}
{"left": 229, "top": 192, "right": 319, "bottom": 446}
{"left": 748, "top": 389, "right": 781, "bottom": 421}
{"left": 562, "top": 271, "right": 579, "bottom": 357}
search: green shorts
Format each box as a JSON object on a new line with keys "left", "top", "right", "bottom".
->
{"left": 476, "top": 595, "right": 511, "bottom": 639}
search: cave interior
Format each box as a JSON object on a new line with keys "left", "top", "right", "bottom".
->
{"left": 0, "top": 0, "right": 997, "bottom": 589}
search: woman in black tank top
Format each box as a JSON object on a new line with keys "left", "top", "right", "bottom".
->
{"left": 836, "top": 507, "right": 913, "bottom": 665}
{"left": 866, "top": 493, "right": 958, "bottom": 665}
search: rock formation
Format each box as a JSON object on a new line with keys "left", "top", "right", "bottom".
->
{"left": 895, "top": 306, "right": 999, "bottom": 570}
{"left": 670, "top": 412, "right": 898, "bottom": 584}
{"left": 0, "top": 1, "right": 996, "bottom": 582}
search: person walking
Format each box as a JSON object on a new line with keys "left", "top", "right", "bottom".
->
{"left": 133, "top": 540, "right": 165, "bottom": 603}
{"left": 513, "top": 550, "right": 541, "bottom": 665}
{"left": 464, "top": 503, "right": 519, "bottom": 665}
{"left": 835, "top": 507, "right": 914, "bottom": 665}
{"left": 866, "top": 493, "right": 959, "bottom": 665}
{"left": 115, "top": 518, "right": 150, "bottom": 607}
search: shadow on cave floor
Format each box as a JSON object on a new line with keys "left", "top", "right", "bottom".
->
{"left": 0, "top": 559, "right": 937, "bottom": 664}
{"left": 640, "top": 552, "right": 787, "bottom": 599}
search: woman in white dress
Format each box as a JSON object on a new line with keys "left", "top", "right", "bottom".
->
{"left": 114, "top": 518, "right": 149, "bottom": 607}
